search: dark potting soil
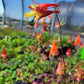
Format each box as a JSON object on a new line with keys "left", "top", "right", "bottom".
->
{"left": 40, "top": 45, "right": 76, "bottom": 56}
{"left": 14, "top": 80, "right": 27, "bottom": 84}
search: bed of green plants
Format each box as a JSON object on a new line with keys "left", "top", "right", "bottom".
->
{"left": 0, "top": 28, "right": 55, "bottom": 84}
{"left": 0, "top": 28, "right": 84, "bottom": 84}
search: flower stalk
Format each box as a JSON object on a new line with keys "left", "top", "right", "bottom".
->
{"left": 56, "top": 13, "right": 63, "bottom": 56}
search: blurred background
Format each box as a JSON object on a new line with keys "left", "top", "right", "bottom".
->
{"left": 0, "top": 0, "right": 84, "bottom": 35}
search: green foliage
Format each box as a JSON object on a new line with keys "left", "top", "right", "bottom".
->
{"left": 0, "top": 28, "right": 54, "bottom": 83}
{"left": 0, "top": 28, "right": 83, "bottom": 83}
{"left": 65, "top": 48, "right": 83, "bottom": 73}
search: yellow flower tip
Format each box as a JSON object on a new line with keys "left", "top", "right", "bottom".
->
{"left": 24, "top": 11, "right": 36, "bottom": 19}
{"left": 30, "top": 5, "right": 36, "bottom": 9}
{"left": 24, "top": 13, "right": 29, "bottom": 19}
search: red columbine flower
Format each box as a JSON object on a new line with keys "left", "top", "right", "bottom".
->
{"left": 27, "top": 0, "right": 60, "bottom": 24}
{"left": 25, "top": 0, "right": 60, "bottom": 29}
{"left": 31, "top": 0, "right": 60, "bottom": 11}
{"left": 1, "top": 47, "right": 8, "bottom": 59}
{"left": 66, "top": 48, "right": 71, "bottom": 58}
{"left": 56, "top": 58, "right": 66, "bottom": 76}
{"left": 35, "top": 10, "right": 60, "bottom": 26}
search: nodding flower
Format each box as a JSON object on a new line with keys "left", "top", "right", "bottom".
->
{"left": 31, "top": 0, "right": 60, "bottom": 11}
{"left": 33, "top": 10, "right": 60, "bottom": 26}
{"left": 25, "top": 0, "right": 60, "bottom": 25}
{"left": 1, "top": 47, "right": 8, "bottom": 59}
{"left": 56, "top": 58, "right": 66, "bottom": 76}
{"left": 66, "top": 48, "right": 71, "bottom": 58}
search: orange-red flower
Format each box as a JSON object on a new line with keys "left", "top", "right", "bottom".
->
{"left": 56, "top": 58, "right": 66, "bottom": 76}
